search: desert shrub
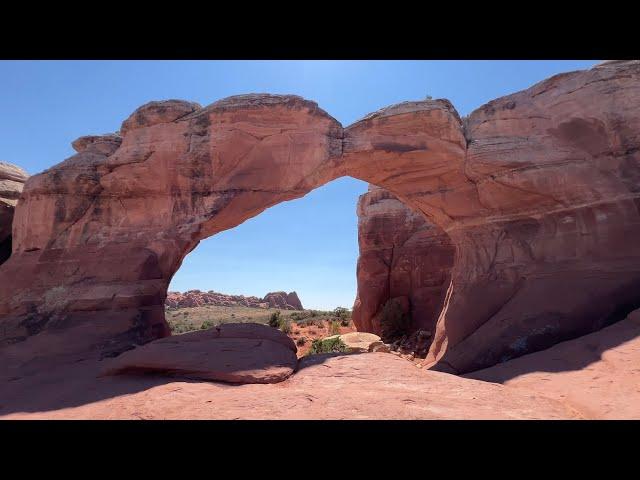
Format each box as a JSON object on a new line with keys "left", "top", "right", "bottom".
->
{"left": 200, "top": 319, "right": 215, "bottom": 330}
{"left": 268, "top": 310, "right": 292, "bottom": 333}
{"left": 379, "top": 299, "right": 411, "bottom": 341}
{"left": 280, "top": 318, "right": 292, "bottom": 334}
{"left": 296, "top": 337, "right": 307, "bottom": 346}
{"left": 268, "top": 310, "right": 282, "bottom": 328}
{"left": 307, "top": 337, "right": 348, "bottom": 355}
{"left": 332, "top": 307, "right": 352, "bottom": 326}
{"left": 329, "top": 320, "right": 341, "bottom": 336}
{"left": 170, "top": 318, "right": 197, "bottom": 334}
{"left": 332, "top": 307, "right": 349, "bottom": 319}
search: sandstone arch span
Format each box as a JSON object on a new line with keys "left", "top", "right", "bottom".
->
{"left": 1, "top": 60, "right": 639, "bottom": 375}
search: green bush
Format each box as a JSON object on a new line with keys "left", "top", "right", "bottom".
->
{"left": 200, "top": 319, "right": 215, "bottom": 330}
{"left": 268, "top": 310, "right": 282, "bottom": 328}
{"left": 280, "top": 318, "right": 291, "bottom": 334}
{"left": 332, "top": 307, "right": 349, "bottom": 319}
{"left": 307, "top": 337, "right": 348, "bottom": 355}
{"left": 170, "top": 318, "right": 196, "bottom": 334}
{"left": 268, "top": 310, "right": 292, "bottom": 333}
{"left": 332, "top": 307, "right": 352, "bottom": 326}
{"left": 329, "top": 320, "right": 341, "bottom": 336}
{"left": 379, "top": 299, "right": 411, "bottom": 341}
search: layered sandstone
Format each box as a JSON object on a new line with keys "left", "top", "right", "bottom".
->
{"left": 352, "top": 185, "right": 454, "bottom": 340}
{"left": 0, "top": 352, "right": 579, "bottom": 419}
{"left": 1, "top": 61, "right": 639, "bottom": 376}
{"left": 0, "top": 162, "right": 28, "bottom": 264}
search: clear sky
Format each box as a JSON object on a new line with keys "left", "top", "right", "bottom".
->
{"left": 0, "top": 60, "right": 597, "bottom": 309}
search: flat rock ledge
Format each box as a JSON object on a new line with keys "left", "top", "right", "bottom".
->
{"left": 100, "top": 323, "right": 298, "bottom": 384}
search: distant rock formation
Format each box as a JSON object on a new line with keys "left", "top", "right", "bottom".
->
{"left": 265, "top": 291, "right": 304, "bottom": 310}
{"left": 0, "top": 162, "right": 28, "bottom": 264}
{"left": 165, "top": 289, "right": 303, "bottom": 310}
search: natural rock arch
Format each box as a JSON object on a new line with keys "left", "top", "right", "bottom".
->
{"left": 1, "top": 60, "right": 639, "bottom": 374}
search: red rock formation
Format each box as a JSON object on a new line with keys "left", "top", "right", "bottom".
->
{"left": 352, "top": 184, "right": 455, "bottom": 341}
{"left": 285, "top": 291, "right": 303, "bottom": 310}
{"left": 166, "top": 290, "right": 263, "bottom": 309}
{"left": 1, "top": 61, "right": 639, "bottom": 376}
{"left": 264, "top": 291, "right": 303, "bottom": 310}
{"left": 101, "top": 322, "right": 298, "bottom": 384}
{"left": 424, "top": 60, "right": 640, "bottom": 373}
{"left": 164, "top": 289, "right": 302, "bottom": 310}
{"left": 0, "top": 162, "right": 28, "bottom": 264}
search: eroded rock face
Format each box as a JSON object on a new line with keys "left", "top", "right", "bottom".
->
{"left": 0, "top": 95, "right": 342, "bottom": 360}
{"left": 0, "top": 162, "right": 29, "bottom": 264}
{"left": 1, "top": 61, "right": 639, "bottom": 376}
{"left": 425, "top": 60, "right": 640, "bottom": 373}
{"left": 351, "top": 185, "right": 455, "bottom": 340}
{"left": 101, "top": 322, "right": 297, "bottom": 384}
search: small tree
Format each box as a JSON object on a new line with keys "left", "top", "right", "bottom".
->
{"left": 329, "top": 320, "right": 341, "bottom": 335}
{"left": 307, "top": 337, "right": 348, "bottom": 355}
{"left": 268, "top": 310, "right": 282, "bottom": 328}
{"left": 332, "top": 306, "right": 351, "bottom": 326}
{"left": 379, "top": 298, "right": 411, "bottom": 341}
{"left": 280, "top": 319, "right": 292, "bottom": 334}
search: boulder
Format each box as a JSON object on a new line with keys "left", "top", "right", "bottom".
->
{"left": 324, "top": 331, "right": 382, "bottom": 353}
{"left": 71, "top": 134, "right": 122, "bottom": 155}
{"left": 101, "top": 323, "right": 297, "bottom": 384}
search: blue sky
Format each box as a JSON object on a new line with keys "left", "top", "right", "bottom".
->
{"left": 0, "top": 60, "right": 597, "bottom": 309}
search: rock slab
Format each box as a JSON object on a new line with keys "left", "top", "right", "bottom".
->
{"left": 0, "top": 352, "right": 579, "bottom": 419}
{"left": 101, "top": 323, "right": 298, "bottom": 384}
{"left": 465, "top": 309, "right": 640, "bottom": 419}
